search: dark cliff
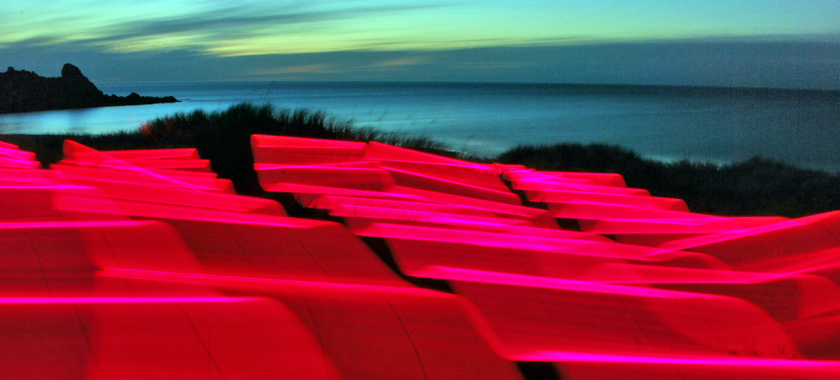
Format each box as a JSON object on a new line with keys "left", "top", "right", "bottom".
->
{"left": 0, "top": 64, "right": 178, "bottom": 114}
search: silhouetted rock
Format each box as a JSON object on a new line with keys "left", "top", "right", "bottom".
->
{"left": 61, "top": 63, "right": 84, "bottom": 79}
{"left": 0, "top": 64, "right": 178, "bottom": 114}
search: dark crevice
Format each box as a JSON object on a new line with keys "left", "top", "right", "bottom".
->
{"left": 404, "top": 275, "right": 455, "bottom": 294}
{"left": 271, "top": 192, "right": 345, "bottom": 223}
{"left": 501, "top": 177, "right": 584, "bottom": 232}
{"left": 501, "top": 178, "right": 549, "bottom": 210}
{"left": 555, "top": 218, "right": 581, "bottom": 231}
{"left": 515, "top": 361, "right": 562, "bottom": 380}
{"left": 359, "top": 236, "right": 454, "bottom": 294}
{"left": 275, "top": 195, "right": 454, "bottom": 293}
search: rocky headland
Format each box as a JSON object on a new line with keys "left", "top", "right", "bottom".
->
{"left": 0, "top": 63, "right": 178, "bottom": 114}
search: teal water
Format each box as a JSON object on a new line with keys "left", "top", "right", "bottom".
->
{"left": 1, "top": 82, "right": 838, "bottom": 172}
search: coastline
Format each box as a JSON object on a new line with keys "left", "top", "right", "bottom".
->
{"left": 0, "top": 97, "right": 181, "bottom": 115}
{"left": 4, "top": 80, "right": 839, "bottom": 173}
{"left": 0, "top": 64, "right": 179, "bottom": 114}
{"left": 2, "top": 103, "right": 838, "bottom": 218}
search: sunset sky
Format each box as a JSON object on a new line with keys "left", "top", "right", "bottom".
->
{"left": 2, "top": 0, "right": 839, "bottom": 88}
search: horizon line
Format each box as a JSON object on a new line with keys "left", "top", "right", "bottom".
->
{"left": 93, "top": 79, "right": 840, "bottom": 94}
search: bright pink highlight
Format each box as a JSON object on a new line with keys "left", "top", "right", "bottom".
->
{"left": 0, "top": 155, "right": 41, "bottom": 169}
{"left": 0, "top": 146, "right": 37, "bottom": 161}
{"left": 0, "top": 296, "right": 257, "bottom": 304}
{"left": 73, "top": 148, "right": 200, "bottom": 161}
{"left": 99, "top": 268, "right": 445, "bottom": 296}
{"left": 0, "top": 140, "right": 20, "bottom": 149}
{"left": 411, "top": 266, "right": 724, "bottom": 299}
{"left": 519, "top": 350, "right": 840, "bottom": 368}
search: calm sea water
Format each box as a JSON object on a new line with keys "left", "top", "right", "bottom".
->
{"left": 1, "top": 81, "right": 838, "bottom": 172}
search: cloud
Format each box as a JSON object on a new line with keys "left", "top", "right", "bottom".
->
{"left": 373, "top": 57, "right": 428, "bottom": 67}
{"left": 6, "top": 3, "right": 452, "bottom": 55}
{"left": 253, "top": 64, "right": 337, "bottom": 75}
{"left": 96, "top": 8, "right": 341, "bottom": 42}
{"left": 2, "top": 35, "right": 838, "bottom": 90}
{"left": 376, "top": 58, "right": 421, "bottom": 67}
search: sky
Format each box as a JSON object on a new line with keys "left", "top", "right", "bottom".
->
{"left": 2, "top": 0, "right": 839, "bottom": 89}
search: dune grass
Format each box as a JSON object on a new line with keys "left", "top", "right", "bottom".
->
{"left": 497, "top": 143, "right": 840, "bottom": 218}
{"left": 2, "top": 103, "right": 455, "bottom": 196}
{"left": 2, "top": 102, "right": 838, "bottom": 218}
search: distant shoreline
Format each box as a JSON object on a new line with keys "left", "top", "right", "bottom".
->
{"left": 98, "top": 80, "right": 840, "bottom": 96}
{"left": 3, "top": 81, "right": 838, "bottom": 172}
{"left": 0, "top": 98, "right": 182, "bottom": 115}
{"left": 0, "top": 64, "right": 179, "bottom": 115}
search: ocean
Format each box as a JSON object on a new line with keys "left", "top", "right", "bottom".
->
{"left": 1, "top": 81, "right": 838, "bottom": 172}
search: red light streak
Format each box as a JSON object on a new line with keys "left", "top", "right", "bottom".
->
{"left": 252, "top": 134, "right": 368, "bottom": 149}
{"left": 53, "top": 163, "right": 234, "bottom": 192}
{"left": 395, "top": 186, "right": 552, "bottom": 219}
{"left": 111, "top": 158, "right": 212, "bottom": 171}
{"left": 366, "top": 141, "right": 479, "bottom": 166}
{"left": 75, "top": 148, "right": 200, "bottom": 161}
{"left": 0, "top": 185, "right": 91, "bottom": 190}
{"left": 379, "top": 160, "right": 504, "bottom": 188}
{"left": 659, "top": 214, "right": 830, "bottom": 251}
{"left": 51, "top": 195, "right": 326, "bottom": 229}
{"left": 0, "top": 168, "right": 55, "bottom": 183}
{"left": 579, "top": 263, "right": 781, "bottom": 284}
{"left": 98, "top": 268, "right": 448, "bottom": 297}
{"left": 0, "top": 156, "right": 41, "bottom": 169}
{"left": 53, "top": 176, "right": 285, "bottom": 215}
{"left": 513, "top": 180, "right": 650, "bottom": 196}
{"left": 0, "top": 146, "right": 37, "bottom": 161}
{"left": 528, "top": 189, "right": 689, "bottom": 210}
{"left": 254, "top": 165, "right": 394, "bottom": 190}
{"left": 355, "top": 222, "right": 695, "bottom": 261}
{"left": 62, "top": 141, "right": 211, "bottom": 191}
{"left": 576, "top": 217, "right": 770, "bottom": 235}
{"left": 0, "top": 220, "right": 156, "bottom": 230}
{"left": 502, "top": 169, "right": 627, "bottom": 187}
{"left": 410, "top": 266, "right": 727, "bottom": 299}
{"left": 332, "top": 204, "right": 533, "bottom": 227}
{"left": 382, "top": 165, "right": 523, "bottom": 205}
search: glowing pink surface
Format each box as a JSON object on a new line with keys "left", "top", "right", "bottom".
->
{"left": 411, "top": 266, "right": 727, "bottom": 299}
{"left": 3, "top": 138, "right": 840, "bottom": 379}
{"left": 0, "top": 140, "right": 20, "bottom": 149}
{"left": 76, "top": 148, "right": 200, "bottom": 161}
{"left": 52, "top": 163, "right": 234, "bottom": 192}
{"left": 0, "top": 146, "right": 37, "bottom": 161}
{"left": 100, "top": 268, "right": 440, "bottom": 296}
{"left": 0, "top": 155, "right": 41, "bottom": 169}
{"left": 527, "top": 188, "right": 689, "bottom": 211}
